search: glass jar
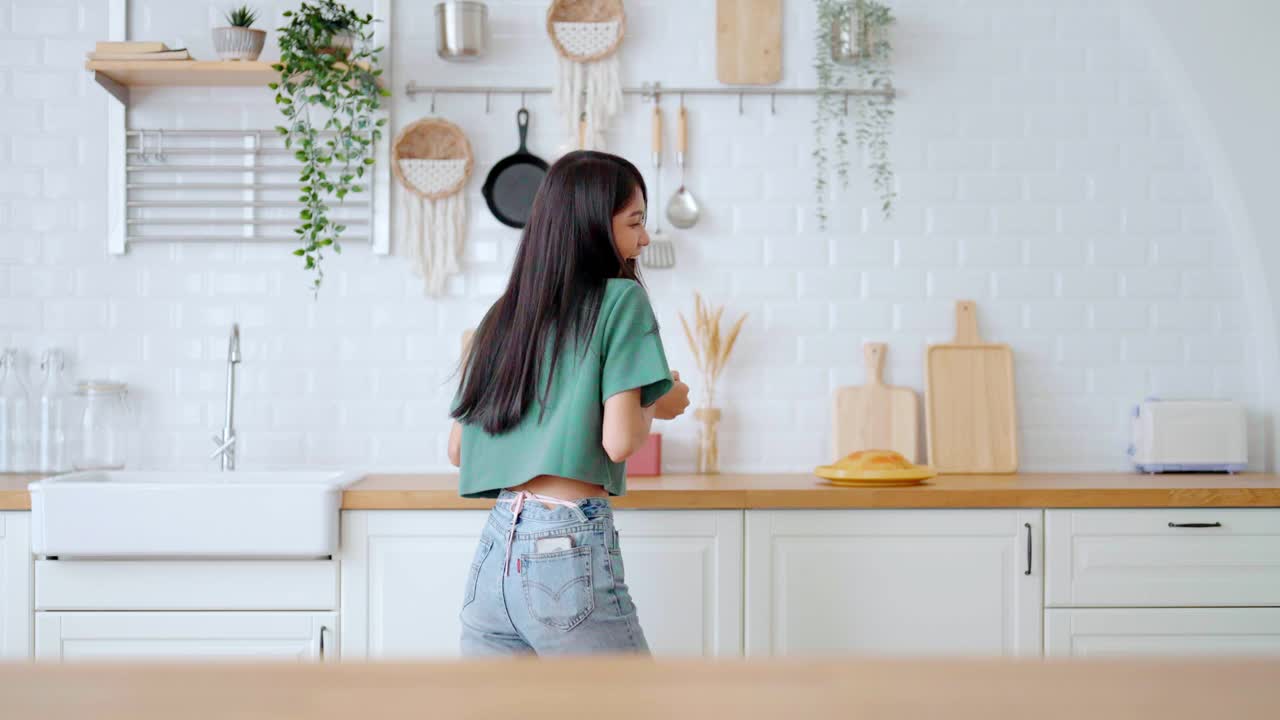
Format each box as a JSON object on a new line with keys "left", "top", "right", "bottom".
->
{"left": 73, "top": 380, "right": 132, "bottom": 471}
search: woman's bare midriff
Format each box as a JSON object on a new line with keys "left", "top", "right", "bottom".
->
{"left": 511, "top": 474, "right": 608, "bottom": 503}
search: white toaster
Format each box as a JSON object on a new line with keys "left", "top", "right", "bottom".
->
{"left": 1129, "top": 399, "right": 1247, "bottom": 473}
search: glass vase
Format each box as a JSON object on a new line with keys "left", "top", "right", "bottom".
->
{"left": 694, "top": 407, "right": 721, "bottom": 475}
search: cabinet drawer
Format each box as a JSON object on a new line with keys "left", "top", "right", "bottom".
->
{"left": 1045, "top": 608, "right": 1280, "bottom": 657}
{"left": 1046, "top": 509, "right": 1280, "bottom": 607}
{"left": 36, "top": 560, "right": 338, "bottom": 611}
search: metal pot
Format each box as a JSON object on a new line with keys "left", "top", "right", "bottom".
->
{"left": 435, "top": 1, "right": 488, "bottom": 62}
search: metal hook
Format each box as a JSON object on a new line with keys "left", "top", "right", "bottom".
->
{"left": 738, "top": 92, "right": 744, "bottom": 115}
{"left": 520, "top": 92, "right": 527, "bottom": 110}
{"left": 843, "top": 92, "right": 850, "bottom": 116}
{"left": 156, "top": 128, "right": 165, "bottom": 163}
{"left": 770, "top": 93, "right": 776, "bottom": 115}
{"left": 430, "top": 90, "right": 437, "bottom": 114}
{"left": 680, "top": 92, "right": 685, "bottom": 109}
{"left": 485, "top": 91, "right": 491, "bottom": 114}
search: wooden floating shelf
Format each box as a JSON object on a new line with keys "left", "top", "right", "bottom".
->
{"left": 87, "top": 59, "right": 384, "bottom": 105}
{"left": 87, "top": 60, "right": 280, "bottom": 88}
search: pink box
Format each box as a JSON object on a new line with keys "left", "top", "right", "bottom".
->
{"left": 627, "top": 433, "right": 662, "bottom": 476}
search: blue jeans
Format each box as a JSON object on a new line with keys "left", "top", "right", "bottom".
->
{"left": 459, "top": 490, "right": 650, "bottom": 656}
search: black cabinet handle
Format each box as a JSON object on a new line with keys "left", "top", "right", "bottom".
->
{"left": 1024, "top": 522, "right": 1032, "bottom": 576}
{"left": 1168, "top": 522, "right": 1222, "bottom": 529}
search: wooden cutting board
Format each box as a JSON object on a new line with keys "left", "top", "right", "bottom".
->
{"left": 833, "top": 343, "right": 920, "bottom": 463}
{"left": 925, "top": 301, "right": 1019, "bottom": 474}
{"left": 716, "top": 0, "right": 782, "bottom": 85}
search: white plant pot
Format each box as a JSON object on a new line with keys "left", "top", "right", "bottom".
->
{"left": 212, "top": 26, "right": 266, "bottom": 61}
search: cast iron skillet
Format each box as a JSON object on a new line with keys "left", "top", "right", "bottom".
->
{"left": 483, "top": 109, "right": 549, "bottom": 229}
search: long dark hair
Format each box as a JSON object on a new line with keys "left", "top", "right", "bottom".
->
{"left": 452, "top": 151, "right": 648, "bottom": 435}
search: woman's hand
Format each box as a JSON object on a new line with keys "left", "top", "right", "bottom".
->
{"left": 653, "top": 370, "right": 691, "bottom": 420}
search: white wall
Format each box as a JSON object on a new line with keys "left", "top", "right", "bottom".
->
{"left": 1139, "top": 0, "right": 1280, "bottom": 467}
{"left": 0, "top": 0, "right": 1266, "bottom": 473}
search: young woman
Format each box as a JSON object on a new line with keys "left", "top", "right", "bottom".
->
{"left": 448, "top": 150, "right": 691, "bottom": 656}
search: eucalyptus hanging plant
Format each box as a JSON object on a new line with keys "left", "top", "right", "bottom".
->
{"left": 813, "top": 0, "right": 895, "bottom": 229}
{"left": 272, "top": 0, "right": 389, "bottom": 293}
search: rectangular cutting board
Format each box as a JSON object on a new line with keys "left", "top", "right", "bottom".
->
{"left": 833, "top": 342, "right": 919, "bottom": 463}
{"left": 716, "top": 0, "right": 782, "bottom": 85}
{"left": 925, "top": 301, "right": 1019, "bottom": 473}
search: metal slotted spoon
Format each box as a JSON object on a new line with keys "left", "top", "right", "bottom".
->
{"left": 642, "top": 103, "right": 676, "bottom": 269}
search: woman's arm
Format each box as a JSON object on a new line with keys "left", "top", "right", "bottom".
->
{"left": 602, "top": 389, "right": 657, "bottom": 463}
{"left": 448, "top": 421, "right": 462, "bottom": 467}
{"left": 602, "top": 371, "right": 689, "bottom": 462}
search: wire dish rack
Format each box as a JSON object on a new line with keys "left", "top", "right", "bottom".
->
{"left": 123, "top": 128, "right": 376, "bottom": 248}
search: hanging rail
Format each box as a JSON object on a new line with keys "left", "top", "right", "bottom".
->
{"left": 403, "top": 81, "right": 896, "bottom": 114}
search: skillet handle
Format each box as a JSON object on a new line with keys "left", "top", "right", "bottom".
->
{"left": 516, "top": 109, "right": 530, "bottom": 151}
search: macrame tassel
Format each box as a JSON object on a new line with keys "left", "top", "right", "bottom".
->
{"left": 396, "top": 185, "right": 468, "bottom": 297}
{"left": 553, "top": 54, "right": 621, "bottom": 152}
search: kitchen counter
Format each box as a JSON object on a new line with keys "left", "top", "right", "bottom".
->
{"left": 1, "top": 658, "right": 1276, "bottom": 720}
{"left": 0, "top": 474, "right": 45, "bottom": 510}
{"left": 343, "top": 472, "right": 1280, "bottom": 509}
{"left": 7, "top": 472, "right": 1280, "bottom": 511}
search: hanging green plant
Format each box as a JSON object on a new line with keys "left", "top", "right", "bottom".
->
{"left": 813, "top": 0, "right": 895, "bottom": 230}
{"left": 271, "top": 0, "right": 389, "bottom": 294}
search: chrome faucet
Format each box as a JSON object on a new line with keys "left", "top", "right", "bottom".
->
{"left": 210, "top": 323, "right": 241, "bottom": 470}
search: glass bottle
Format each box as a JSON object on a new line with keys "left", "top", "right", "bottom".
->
{"left": 37, "top": 349, "right": 72, "bottom": 473}
{"left": 0, "top": 349, "right": 34, "bottom": 472}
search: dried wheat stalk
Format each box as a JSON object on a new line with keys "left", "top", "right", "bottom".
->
{"left": 678, "top": 292, "right": 747, "bottom": 408}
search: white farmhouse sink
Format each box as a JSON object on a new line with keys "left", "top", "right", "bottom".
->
{"left": 29, "top": 470, "right": 361, "bottom": 559}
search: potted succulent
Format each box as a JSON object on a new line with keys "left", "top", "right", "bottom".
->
{"left": 272, "top": 1, "right": 388, "bottom": 293}
{"left": 213, "top": 5, "right": 266, "bottom": 61}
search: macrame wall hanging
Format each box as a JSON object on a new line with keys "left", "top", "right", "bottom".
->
{"left": 547, "top": 0, "right": 625, "bottom": 152}
{"left": 392, "top": 118, "right": 473, "bottom": 297}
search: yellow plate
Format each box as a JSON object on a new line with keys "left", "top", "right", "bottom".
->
{"left": 821, "top": 477, "right": 929, "bottom": 488}
{"left": 814, "top": 464, "right": 938, "bottom": 482}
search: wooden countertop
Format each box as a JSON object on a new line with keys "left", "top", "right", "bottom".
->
{"left": 0, "top": 474, "right": 45, "bottom": 510}
{"left": 344, "top": 472, "right": 1280, "bottom": 509}
{"left": 1, "top": 658, "right": 1277, "bottom": 719}
{"left": 7, "top": 472, "right": 1280, "bottom": 511}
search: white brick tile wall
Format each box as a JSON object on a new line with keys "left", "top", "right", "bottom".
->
{"left": 1088, "top": 301, "right": 1150, "bottom": 331}
{"left": 0, "top": 0, "right": 1261, "bottom": 473}
{"left": 958, "top": 175, "right": 1023, "bottom": 203}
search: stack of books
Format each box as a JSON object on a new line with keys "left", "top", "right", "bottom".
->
{"left": 87, "top": 41, "right": 191, "bottom": 61}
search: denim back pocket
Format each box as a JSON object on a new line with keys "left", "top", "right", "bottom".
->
{"left": 463, "top": 537, "right": 493, "bottom": 608}
{"left": 521, "top": 545, "right": 595, "bottom": 631}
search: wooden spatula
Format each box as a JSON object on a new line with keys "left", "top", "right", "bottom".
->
{"left": 925, "top": 301, "right": 1019, "bottom": 473}
{"left": 833, "top": 342, "right": 920, "bottom": 463}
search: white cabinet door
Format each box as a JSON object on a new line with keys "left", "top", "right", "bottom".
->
{"left": 746, "top": 509, "right": 1042, "bottom": 657}
{"left": 613, "top": 510, "right": 742, "bottom": 656}
{"left": 0, "top": 512, "right": 32, "bottom": 659}
{"left": 35, "top": 611, "right": 336, "bottom": 661}
{"left": 340, "top": 510, "right": 488, "bottom": 659}
{"left": 339, "top": 509, "right": 743, "bottom": 658}
{"left": 1046, "top": 608, "right": 1280, "bottom": 657}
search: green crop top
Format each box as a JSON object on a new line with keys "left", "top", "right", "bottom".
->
{"left": 456, "top": 278, "right": 674, "bottom": 498}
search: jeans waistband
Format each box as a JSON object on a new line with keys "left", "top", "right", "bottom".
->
{"left": 491, "top": 489, "right": 613, "bottom": 523}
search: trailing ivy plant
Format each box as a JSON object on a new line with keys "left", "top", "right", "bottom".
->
{"left": 813, "top": 0, "right": 895, "bottom": 229}
{"left": 272, "top": 0, "right": 389, "bottom": 294}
